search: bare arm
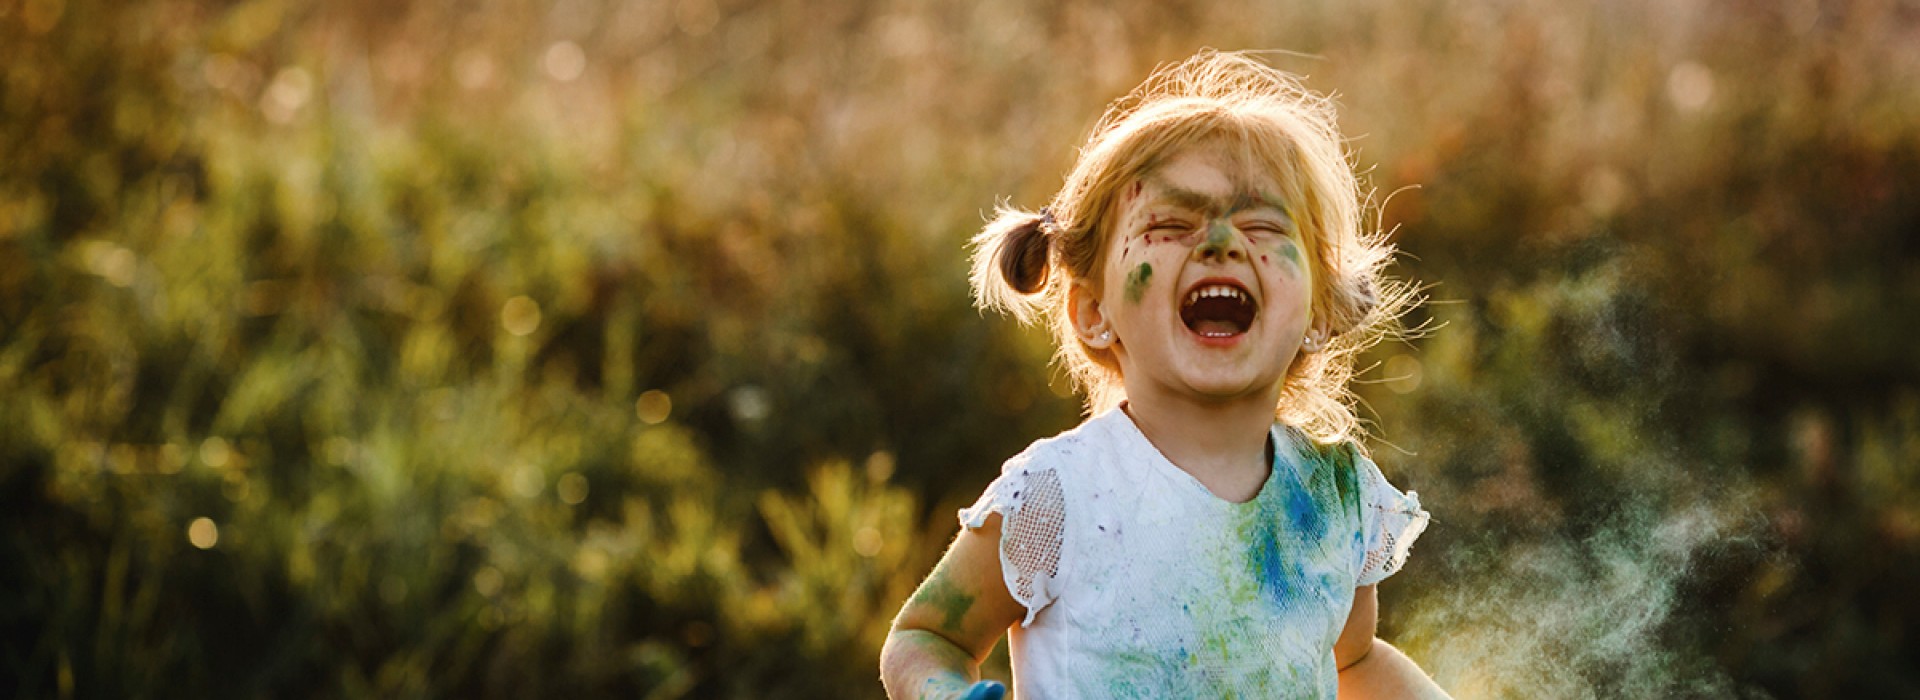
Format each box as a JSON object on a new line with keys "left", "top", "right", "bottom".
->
{"left": 880, "top": 513, "right": 1026, "bottom": 700}
{"left": 1335, "top": 586, "right": 1452, "bottom": 699}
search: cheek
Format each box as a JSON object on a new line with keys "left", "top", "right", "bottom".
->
{"left": 1122, "top": 261, "right": 1154, "bottom": 304}
{"left": 1260, "top": 238, "right": 1305, "bottom": 273}
{"left": 1110, "top": 232, "right": 1157, "bottom": 278}
{"left": 1258, "top": 249, "right": 1315, "bottom": 315}
{"left": 1106, "top": 241, "right": 1174, "bottom": 308}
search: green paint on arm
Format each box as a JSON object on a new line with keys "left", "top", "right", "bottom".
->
{"left": 920, "top": 675, "right": 976, "bottom": 700}
{"left": 1125, "top": 262, "right": 1154, "bottom": 303}
{"left": 909, "top": 568, "right": 978, "bottom": 635}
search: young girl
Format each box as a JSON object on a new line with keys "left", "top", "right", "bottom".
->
{"left": 880, "top": 51, "right": 1449, "bottom": 699}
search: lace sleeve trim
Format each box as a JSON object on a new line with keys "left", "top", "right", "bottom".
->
{"left": 957, "top": 461, "right": 1065, "bottom": 627}
{"left": 1356, "top": 454, "right": 1430, "bottom": 587}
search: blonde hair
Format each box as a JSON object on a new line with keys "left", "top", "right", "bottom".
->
{"left": 969, "top": 49, "right": 1417, "bottom": 445}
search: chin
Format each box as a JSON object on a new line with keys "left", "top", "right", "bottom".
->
{"left": 1180, "top": 373, "right": 1282, "bottom": 403}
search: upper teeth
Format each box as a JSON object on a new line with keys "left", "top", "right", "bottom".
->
{"left": 1187, "top": 285, "right": 1248, "bottom": 305}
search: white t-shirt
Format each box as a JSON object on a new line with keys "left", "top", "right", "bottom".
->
{"left": 958, "top": 408, "right": 1428, "bottom": 699}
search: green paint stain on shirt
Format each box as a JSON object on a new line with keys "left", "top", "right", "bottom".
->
{"left": 1070, "top": 425, "right": 1382, "bottom": 698}
{"left": 1125, "top": 262, "right": 1153, "bottom": 303}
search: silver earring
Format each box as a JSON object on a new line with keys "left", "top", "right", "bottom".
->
{"left": 1098, "top": 330, "right": 1112, "bottom": 343}
{"left": 1302, "top": 333, "right": 1322, "bottom": 351}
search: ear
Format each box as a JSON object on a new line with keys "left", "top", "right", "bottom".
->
{"left": 1302, "top": 317, "right": 1333, "bottom": 353}
{"left": 1069, "top": 279, "right": 1115, "bottom": 349}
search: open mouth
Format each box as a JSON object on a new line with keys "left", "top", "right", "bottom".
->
{"left": 1180, "top": 281, "right": 1257, "bottom": 338}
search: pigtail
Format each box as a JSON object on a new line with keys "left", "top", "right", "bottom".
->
{"left": 968, "top": 205, "right": 1055, "bottom": 324}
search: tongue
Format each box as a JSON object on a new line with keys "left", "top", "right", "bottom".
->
{"left": 1192, "top": 320, "right": 1243, "bottom": 336}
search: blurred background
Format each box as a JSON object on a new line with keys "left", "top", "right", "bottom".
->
{"left": 3, "top": 0, "right": 1917, "bottom": 697}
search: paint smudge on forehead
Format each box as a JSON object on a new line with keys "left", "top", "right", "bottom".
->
{"left": 1125, "top": 262, "right": 1153, "bottom": 303}
{"left": 1143, "top": 176, "right": 1290, "bottom": 220}
{"left": 1226, "top": 189, "right": 1271, "bottom": 218}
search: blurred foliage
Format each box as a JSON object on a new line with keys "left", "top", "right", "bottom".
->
{"left": 1, "top": 0, "right": 1917, "bottom": 697}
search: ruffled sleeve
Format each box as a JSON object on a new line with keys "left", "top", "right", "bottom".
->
{"left": 1353, "top": 452, "right": 1429, "bottom": 587}
{"left": 957, "top": 451, "right": 1066, "bottom": 627}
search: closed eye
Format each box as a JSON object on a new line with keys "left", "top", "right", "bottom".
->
{"left": 1237, "top": 219, "right": 1292, "bottom": 236}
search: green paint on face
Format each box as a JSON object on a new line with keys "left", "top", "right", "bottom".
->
{"left": 1202, "top": 220, "right": 1234, "bottom": 252}
{"left": 1125, "top": 262, "right": 1153, "bottom": 303}
{"left": 1276, "top": 239, "right": 1302, "bottom": 266}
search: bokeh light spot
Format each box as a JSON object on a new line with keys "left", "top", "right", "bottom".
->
{"left": 81, "top": 241, "right": 136, "bottom": 287}
{"left": 544, "top": 41, "right": 587, "bottom": 82}
{"left": 557, "top": 472, "right": 589, "bottom": 505}
{"left": 636, "top": 390, "right": 672, "bottom": 424}
{"left": 473, "top": 566, "right": 504, "bottom": 597}
{"left": 1384, "top": 354, "right": 1424, "bottom": 395}
{"left": 510, "top": 463, "right": 544, "bottom": 499}
{"left": 501, "top": 295, "right": 542, "bottom": 336}
{"left": 260, "top": 67, "right": 313, "bottom": 124}
{"left": 188, "top": 517, "right": 219, "bottom": 549}
{"left": 865, "top": 450, "right": 895, "bottom": 483}
{"left": 157, "top": 443, "right": 184, "bottom": 474}
{"left": 199, "top": 436, "right": 231, "bottom": 469}
{"left": 574, "top": 548, "right": 609, "bottom": 580}
{"left": 853, "top": 526, "right": 884, "bottom": 558}
{"left": 729, "top": 385, "right": 770, "bottom": 425}
{"left": 1667, "top": 62, "right": 1714, "bottom": 113}
{"left": 453, "top": 51, "right": 495, "bottom": 89}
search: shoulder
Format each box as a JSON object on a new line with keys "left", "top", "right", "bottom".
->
{"left": 1001, "top": 409, "right": 1140, "bottom": 483}
{"left": 1277, "top": 424, "right": 1366, "bottom": 481}
{"left": 957, "top": 413, "right": 1138, "bottom": 627}
{"left": 964, "top": 411, "right": 1129, "bottom": 526}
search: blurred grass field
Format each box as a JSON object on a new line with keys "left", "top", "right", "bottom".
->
{"left": 3, "top": 0, "right": 1918, "bottom": 697}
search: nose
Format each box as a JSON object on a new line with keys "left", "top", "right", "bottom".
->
{"left": 1192, "top": 221, "right": 1247, "bottom": 264}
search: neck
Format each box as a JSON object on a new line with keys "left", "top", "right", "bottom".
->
{"left": 1120, "top": 383, "right": 1279, "bottom": 503}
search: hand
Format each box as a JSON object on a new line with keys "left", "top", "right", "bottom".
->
{"left": 961, "top": 680, "right": 1006, "bottom": 700}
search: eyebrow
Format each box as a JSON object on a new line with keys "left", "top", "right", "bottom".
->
{"left": 1144, "top": 179, "right": 1290, "bottom": 219}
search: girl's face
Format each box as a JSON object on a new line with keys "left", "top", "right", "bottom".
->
{"left": 1077, "top": 145, "right": 1318, "bottom": 406}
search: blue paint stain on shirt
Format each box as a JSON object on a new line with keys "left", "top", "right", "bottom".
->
{"left": 1286, "top": 481, "right": 1326, "bottom": 542}
{"left": 1247, "top": 436, "right": 1339, "bottom": 610}
{"left": 1251, "top": 515, "right": 1289, "bottom": 605}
